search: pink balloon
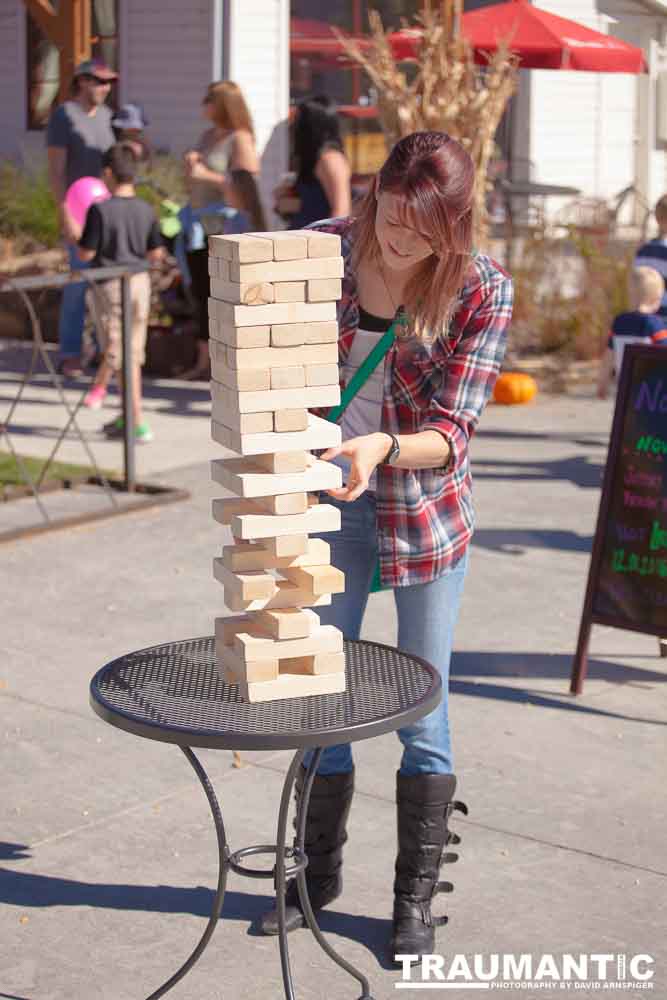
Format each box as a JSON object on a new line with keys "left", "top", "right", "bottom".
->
{"left": 64, "top": 176, "right": 111, "bottom": 228}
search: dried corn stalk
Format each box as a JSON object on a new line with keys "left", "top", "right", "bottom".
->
{"left": 336, "top": 0, "right": 518, "bottom": 245}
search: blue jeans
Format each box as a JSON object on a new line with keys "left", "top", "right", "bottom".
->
{"left": 58, "top": 244, "right": 91, "bottom": 360}
{"left": 308, "top": 492, "right": 468, "bottom": 777}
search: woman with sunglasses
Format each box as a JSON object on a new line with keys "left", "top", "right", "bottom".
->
{"left": 259, "top": 131, "right": 513, "bottom": 963}
{"left": 180, "top": 81, "right": 260, "bottom": 380}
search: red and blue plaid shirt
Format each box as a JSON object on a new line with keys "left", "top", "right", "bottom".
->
{"left": 312, "top": 217, "right": 513, "bottom": 588}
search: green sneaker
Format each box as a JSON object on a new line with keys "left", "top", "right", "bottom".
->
{"left": 135, "top": 421, "right": 154, "bottom": 444}
{"left": 102, "top": 417, "right": 153, "bottom": 443}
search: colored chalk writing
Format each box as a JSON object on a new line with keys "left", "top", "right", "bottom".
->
{"left": 589, "top": 348, "right": 667, "bottom": 633}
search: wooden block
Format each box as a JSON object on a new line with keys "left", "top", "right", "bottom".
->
{"left": 290, "top": 230, "right": 342, "bottom": 258}
{"left": 211, "top": 455, "right": 342, "bottom": 498}
{"left": 209, "top": 233, "right": 273, "bottom": 262}
{"left": 208, "top": 257, "right": 229, "bottom": 280}
{"left": 274, "top": 409, "right": 309, "bottom": 432}
{"left": 226, "top": 341, "right": 338, "bottom": 371}
{"left": 222, "top": 539, "right": 330, "bottom": 573}
{"left": 280, "top": 651, "right": 346, "bottom": 675}
{"left": 210, "top": 497, "right": 264, "bottom": 524}
{"left": 209, "top": 298, "right": 336, "bottom": 328}
{"left": 238, "top": 670, "right": 345, "bottom": 703}
{"left": 208, "top": 319, "right": 271, "bottom": 350}
{"left": 234, "top": 624, "right": 342, "bottom": 662}
{"left": 216, "top": 615, "right": 266, "bottom": 645}
{"left": 227, "top": 578, "right": 333, "bottom": 612}
{"left": 255, "top": 608, "right": 320, "bottom": 639}
{"left": 210, "top": 396, "right": 273, "bottom": 435}
{"left": 248, "top": 231, "right": 308, "bottom": 260}
{"left": 254, "top": 493, "right": 309, "bottom": 516}
{"left": 225, "top": 502, "right": 341, "bottom": 539}
{"left": 213, "top": 558, "right": 277, "bottom": 601}
{"left": 283, "top": 564, "right": 346, "bottom": 596}
{"left": 230, "top": 255, "right": 343, "bottom": 284}
{"left": 308, "top": 278, "right": 343, "bottom": 302}
{"left": 216, "top": 641, "right": 279, "bottom": 683}
{"left": 211, "top": 359, "right": 270, "bottom": 392}
{"left": 305, "top": 363, "right": 339, "bottom": 386}
{"left": 303, "top": 321, "right": 339, "bottom": 344}
{"left": 253, "top": 451, "right": 309, "bottom": 473}
{"left": 210, "top": 277, "right": 274, "bottom": 305}
{"left": 273, "top": 281, "right": 306, "bottom": 303}
{"left": 270, "top": 366, "right": 306, "bottom": 390}
{"left": 217, "top": 379, "right": 344, "bottom": 419}
{"left": 211, "top": 413, "right": 341, "bottom": 457}
{"left": 270, "top": 321, "right": 338, "bottom": 347}
{"left": 264, "top": 534, "right": 309, "bottom": 557}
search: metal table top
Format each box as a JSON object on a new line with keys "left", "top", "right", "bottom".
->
{"left": 90, "top": 636, "right": 441, "bottom": 752}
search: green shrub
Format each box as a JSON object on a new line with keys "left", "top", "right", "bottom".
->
{"left": 0, "top": 162, "right": 60, "bottom": 249}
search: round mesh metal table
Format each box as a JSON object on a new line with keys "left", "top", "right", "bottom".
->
{"left": 89, "top": 636, "right": 441, "bottom": 1000}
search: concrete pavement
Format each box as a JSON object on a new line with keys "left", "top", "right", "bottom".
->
{"left": 1, "top": 386, "right": 665, "bottom": 1000}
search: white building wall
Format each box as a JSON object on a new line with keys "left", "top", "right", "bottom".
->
{"left": 118, "top": 0, "right": 215, "bottom": 155}
{"left": 226, "top": 0, "right": 290, "bottom": 226}
{"left": 526, "top": 0, "right": 638, "bottom": 217}
{"left": 0, "top": 1, "right": 26, "bottom": 158}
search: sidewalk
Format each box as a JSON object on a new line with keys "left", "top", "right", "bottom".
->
{"left": 1, "top": 390, "right": 665, "bottom": 1000}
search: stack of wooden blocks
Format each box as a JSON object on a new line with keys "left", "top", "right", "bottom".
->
{"left": 209, "top": 229, "right": 347, "bottom": 703}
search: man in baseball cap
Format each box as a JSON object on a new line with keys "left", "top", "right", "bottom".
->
{"left": 73, "top": 58, "right": 118, "bottom": 81}
{"left": 47, "top": 58, "right": 118, "bottom": 375}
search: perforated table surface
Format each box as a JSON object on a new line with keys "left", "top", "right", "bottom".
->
{"left": 89, "top": 636, "right": 441, "bottom": 1000}
{"left": 90, "top": 635, "right": 441, "bottom": 751}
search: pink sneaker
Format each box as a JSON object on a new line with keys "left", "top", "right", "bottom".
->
{"left": 83, "top": 384, "right": 107, "bottom": 410}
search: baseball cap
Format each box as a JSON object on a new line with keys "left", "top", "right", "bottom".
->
{"left": 112, "top": 104, "right": 148, "bottom": 130}
{"left": 73, "top": 59, "right": 118, "bottom": 81}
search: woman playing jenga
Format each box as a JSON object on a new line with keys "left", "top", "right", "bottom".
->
{"left": 258, "top": 131, "right": 514, "bottom": 963}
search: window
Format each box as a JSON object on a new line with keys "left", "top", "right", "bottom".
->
{"left": 26, "top": 0, "right": 119, "bottom": 130}
{"left": 289, "top": 1, "right": 424, "bottom": 176}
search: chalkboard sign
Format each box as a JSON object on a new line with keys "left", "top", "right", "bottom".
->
{"left": 571, "top": 344, "right": 667, "bottom": 693}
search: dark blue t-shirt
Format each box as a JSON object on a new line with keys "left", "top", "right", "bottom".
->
{"left": 608, "top": 310, "right": 667, "bottom": 372}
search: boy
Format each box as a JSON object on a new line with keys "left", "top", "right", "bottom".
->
{"left": 597, "top": 266, "right": 667, "bottom": 398}
{"left": 635, "top": 194, "right": 667, "bottom": 317}
{"left": 78, "top": 142, "right": 164, "bottom": 442}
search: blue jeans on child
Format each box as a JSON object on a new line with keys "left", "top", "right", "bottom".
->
{"left": 307, "top": 491, "right": 468, "bottom": 778}
{"left": 58, "top": 244, "right": 91, "bottom": 361}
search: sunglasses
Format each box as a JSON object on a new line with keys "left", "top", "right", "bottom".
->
{"left": 86, "top": 75, "right": 112, "bottom": 85}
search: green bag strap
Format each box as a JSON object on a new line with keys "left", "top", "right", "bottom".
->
{"left": 325, "top": 315, "right": 401, "bottom": 423}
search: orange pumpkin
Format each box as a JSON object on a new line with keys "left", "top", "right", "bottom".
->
{"left": 493, "top": 372, "right": 538, "bottom": 405}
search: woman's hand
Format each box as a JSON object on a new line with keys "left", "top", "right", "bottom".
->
{"left": 321, "top": 433, "right": 391, "bottom": 502}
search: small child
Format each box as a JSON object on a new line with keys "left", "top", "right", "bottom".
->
{"left": 111, "top": 104, "right": 151, "bottom": 164}
{"left": 78, "top": 142, "right": 164, "bottom": 441}
{"left": 635, "top": 194, "right": 667, "bottom": 317}
{"left": 597, "top": 266, "right": 667, "bottom": 399}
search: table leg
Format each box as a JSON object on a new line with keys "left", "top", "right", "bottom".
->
{"left": 286, "top": 749, "right": 375, "bottom": 1000}
{"left": 145, "top": 746, "right": 229, "bottom": 1000}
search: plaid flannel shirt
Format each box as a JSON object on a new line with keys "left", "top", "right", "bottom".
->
{"left": 311, "top": 217, "right": 513, "bottom": 588}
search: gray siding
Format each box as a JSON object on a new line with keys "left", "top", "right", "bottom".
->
{"left": 0, "top": 1, "right": 26, "bottom": 157}
{"left": 118, "top": 0, "right": 214, "bottom": 155}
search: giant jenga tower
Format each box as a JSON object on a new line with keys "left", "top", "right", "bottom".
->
{"left": 208, "top": 229, "right": 347, "bottom": 703}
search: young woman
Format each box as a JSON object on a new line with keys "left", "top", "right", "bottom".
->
{"left": 181, "top": 81, "right": 260, "bottom": 380}
{"left": 260, "top": 132, "right": 513, "bottom": 962}
{"left": 276, "top": 95, "right": 351, "bottom": 227}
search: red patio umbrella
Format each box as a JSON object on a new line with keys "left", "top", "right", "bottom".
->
{"left": 389, "top": 0, "right": 646, "bottom": 73}
{"left": 290, "top": 17, "right": 369, "bottom": 61}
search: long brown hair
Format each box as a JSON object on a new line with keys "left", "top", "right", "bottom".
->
{"left": 205, "top": 80, "right": 255, "bottom": 136}
{"left": 230, "top": 169, "right": 267, "bottom": 231}
{"left": 354, "top": 131, "right": 474, "bottom": 339}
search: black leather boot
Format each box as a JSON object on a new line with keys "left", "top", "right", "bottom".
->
{"left": 259, "top": 767, "right": 354, "bottom": 935}
{"left": 390, "top": 772, "right": 467, "bottom": 963}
